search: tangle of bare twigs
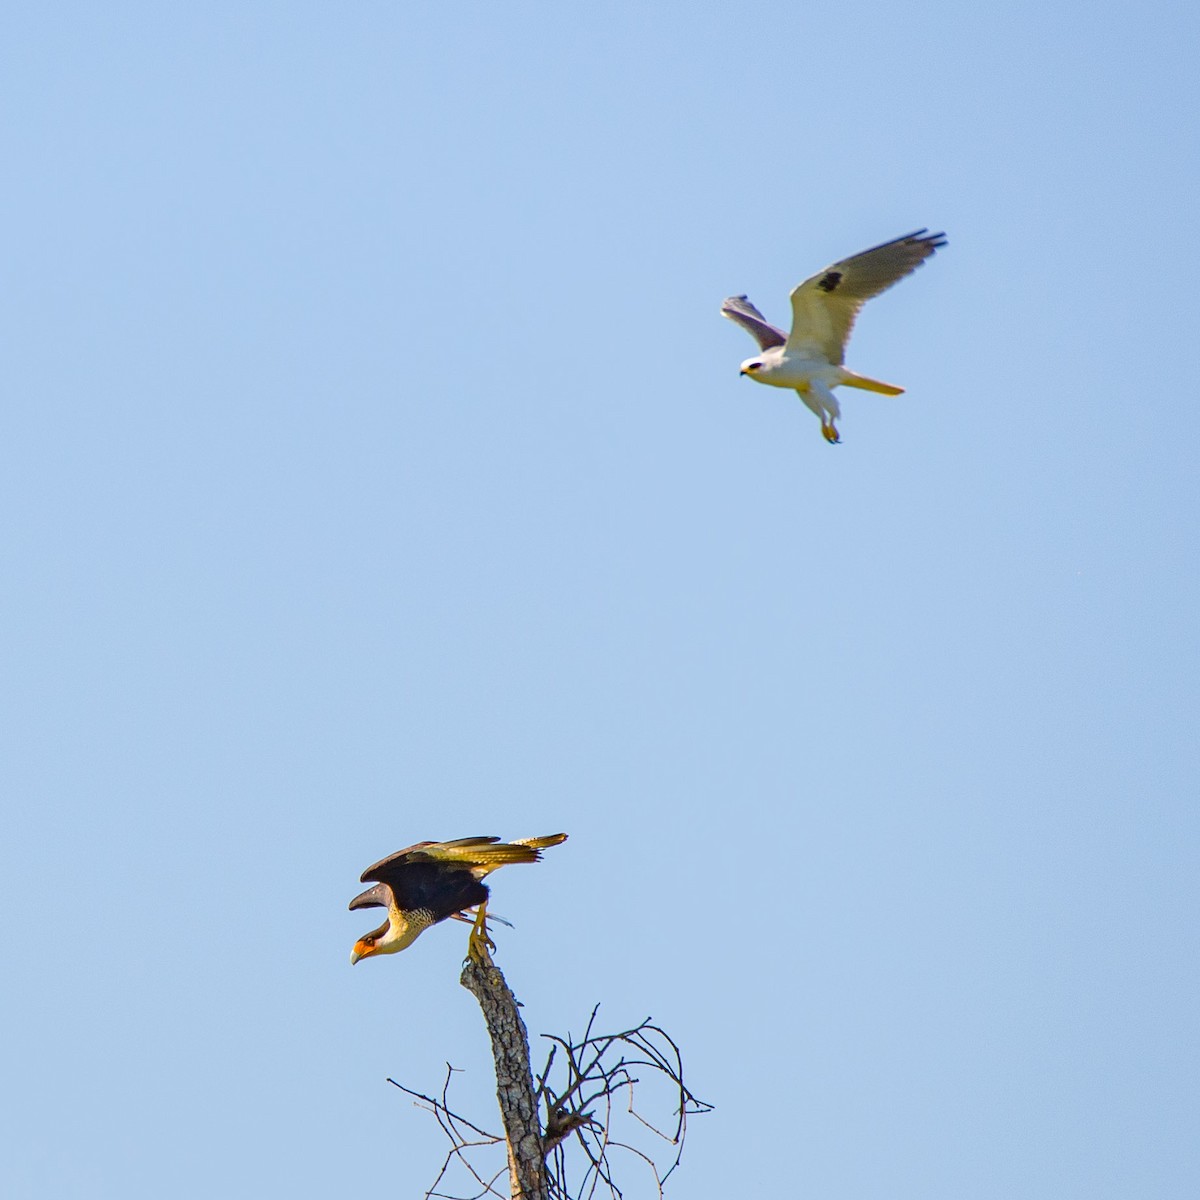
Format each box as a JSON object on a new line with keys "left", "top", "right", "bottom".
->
{"left": 537, "top": 1006, "right": 713, "bottom": 1200}
{"left": 388, "top": 1008, "right": 711, "bottom": 1200}
{"left": 387, "top": 1066, "right": 507, "bottom": 1200}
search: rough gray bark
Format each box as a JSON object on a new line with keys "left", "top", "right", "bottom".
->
{"left": 460, "top": 953, "right": 547, "bottom": 1200}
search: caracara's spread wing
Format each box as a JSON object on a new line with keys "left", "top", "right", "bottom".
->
{"left": 358, "top": 839, "right": 464, "bottom": 882}
{"left": 360, "top": 835, "right": 564, "bottom": 883}
{"left": 720, "top": 295, "right": 787, "bottom": 350}
{"left": 347, "top": 882, "right": 393, "bottom": 911}
{"left": 786, "top": 229, "right": 946, "bottom": 364}
{"left": 357, "top": 834, "right": 568, "bottom": 917}
{"left": 359, "top": 842, "right": 488, "bottom": 919}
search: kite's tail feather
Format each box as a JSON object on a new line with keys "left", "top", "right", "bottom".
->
{"left": 842, "top": 372, "right": 905, "bottom": 396}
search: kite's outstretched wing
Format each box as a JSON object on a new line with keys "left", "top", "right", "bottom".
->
{"left": 720, "top": 294, "right": 787, "bottom": 351}
{"left": 786, "top": 230, "right": 946, "bottom": 363}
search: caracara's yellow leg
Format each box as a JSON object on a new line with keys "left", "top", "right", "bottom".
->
{"left": 467, "top": 901, "right": 495, "bottom": 962}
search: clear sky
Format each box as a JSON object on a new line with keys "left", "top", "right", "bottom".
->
{"left": 4, "top": 3, "right": 1198, "bottom": 1197}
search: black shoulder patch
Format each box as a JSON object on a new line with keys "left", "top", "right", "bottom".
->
{"left": 817, "top": 271, "right": 842, "bottom": 293}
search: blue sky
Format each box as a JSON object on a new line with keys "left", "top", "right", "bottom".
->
{"left": 3, "top": 3, "right": 1198, "bottom": 1197}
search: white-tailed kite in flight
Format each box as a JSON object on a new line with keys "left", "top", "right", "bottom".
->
{"left": 721, "top": 229, "right": 946, "bottom": 443}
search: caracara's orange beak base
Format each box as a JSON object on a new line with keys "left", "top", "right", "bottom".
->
{"left": 350, "top": 939, "right": 375, "bottom": 965}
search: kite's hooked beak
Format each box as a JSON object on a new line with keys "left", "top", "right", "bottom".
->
{"left": 739, "top": 369, "right": 747, "bottom": 377}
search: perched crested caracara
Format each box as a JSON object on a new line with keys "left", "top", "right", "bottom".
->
{"left": 348, "top": 833, "right": 567, "bottom": 964}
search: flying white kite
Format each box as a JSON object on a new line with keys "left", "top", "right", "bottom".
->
{"left": 721, "top": 229, "right": 946, "bottom": 443}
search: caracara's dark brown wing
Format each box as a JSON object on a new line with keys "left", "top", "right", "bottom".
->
{"left": 358, "top": 839, "right": 489, "bottom": 921}
{"left": 358, "top": 837, "right": 495, "bottom": 884}
{"left": 347, "top": 882, "right": 393, "bottom": 911}
{"left": 359, "top": 835, "right": 566, "bottom": 883}
{"left": 357, "top": 834, "right": 567, "bottom": 920}
{"left": 396, "top": 864, "right": 489, "bottom": 920}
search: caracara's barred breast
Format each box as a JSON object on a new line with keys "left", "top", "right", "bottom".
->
{"left": 406, "top": 908, "right": 437, "bottom": 933}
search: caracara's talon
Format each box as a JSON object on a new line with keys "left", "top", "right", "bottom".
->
{"left": 466, "top": 932, "right": 495, "bottom": 964}
{"left": 467, "top": 902, "right": 497, "bottom": 962}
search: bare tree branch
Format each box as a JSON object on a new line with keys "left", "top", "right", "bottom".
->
{"left": 535, "top": 1010, "right": 711, "bottom": 1200}
{"left": 387, "top": 1067, "right": 507, "bottom": 1200}
{"left": 459, "top": 950, "right": 549, "bottom": 1200}
{"left": 385, "top": 962, "right": 710, "bottom": 1200}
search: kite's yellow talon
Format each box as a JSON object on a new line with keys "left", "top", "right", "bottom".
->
{"left": 822, "top": 423, "right": 840, "bottom": 444}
